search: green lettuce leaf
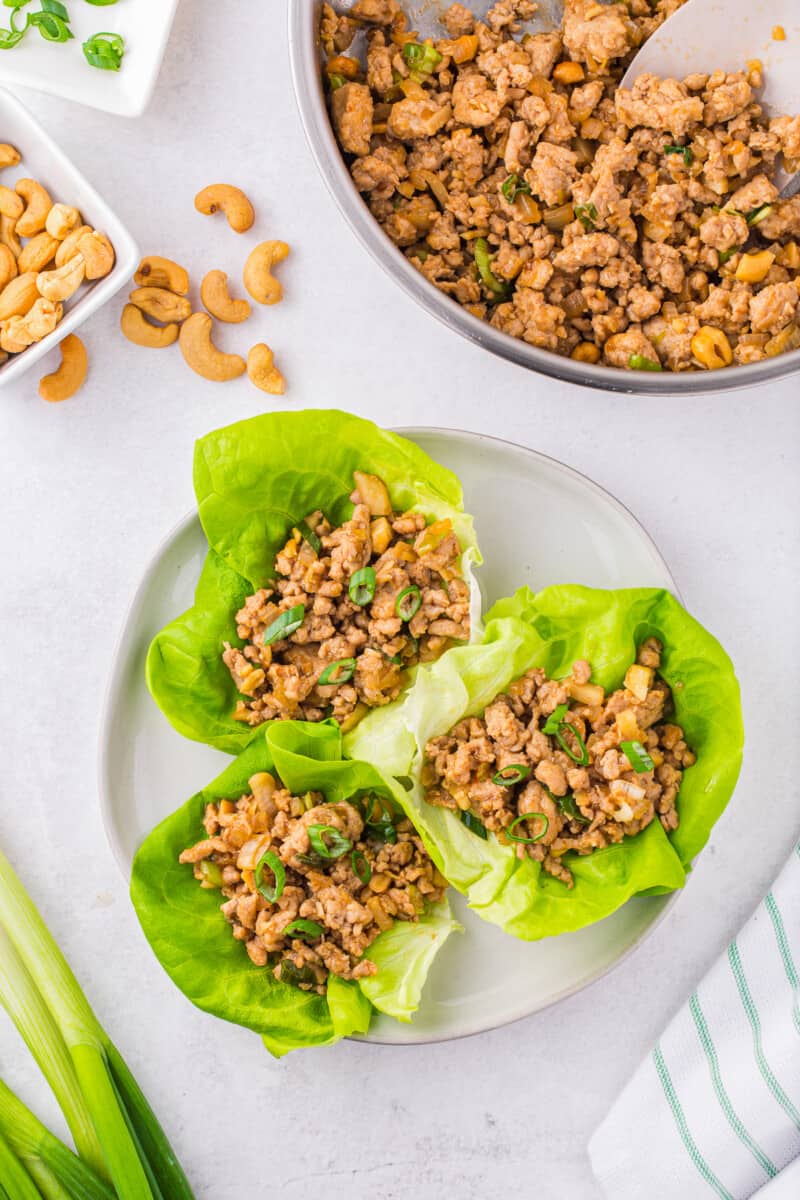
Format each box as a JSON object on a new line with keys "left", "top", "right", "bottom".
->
{"left": 147, "top": 409, "right": 481, "bottom": 756}
{"left": 130, "top": 720, "right": 459, "bottom": 1058}
{"left": 346, "top": 585, "right": 743, "bottom": 941}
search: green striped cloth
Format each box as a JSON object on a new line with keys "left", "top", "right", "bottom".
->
{"left": 589, "top": 843, "right": 800, "bottom": 1199}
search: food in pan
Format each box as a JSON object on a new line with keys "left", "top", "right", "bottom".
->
{"left": 323, "top": 0, "right": 800, "bottom": 372}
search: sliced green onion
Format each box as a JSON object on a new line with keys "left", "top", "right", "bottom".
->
{"left": 349, "top": 566, "right": 376, "bottom": 606}
{"left": 284, "top": 919, "right": 324, "bottom": 940}
{"left": 506, "top": 811, "right": 549, "bottom": 843}
{"left": 351, "top": 849, "right": 372, "bottom": 884}
{"left": 620, "top": 739, "right": 655, "bottom": 773}
{"left": 317, "top": 657, "right": 356, "bottom": 686}
{"left": 84, "top": 0, "right": 121, "bottom": 5}
{"left": 501, "top": 173, "right": 531, "bottom": 203}
{"left": 82, "top": 30, "right": 124, "bottom": 69}
{"left": 718, "top": 246, "right": 739, "bottom": 265}
{"left": 263, "top": 603, "right": 305, "bottom": 646}
{"left": 199, "top": 860, "right": 223, "bottom": 887}
{"left": 367, "top": 819, "right": 397, "bottom": 845}
{"left": 542, "top": 703, "right": 570, "bottom": 735}
{"left": 557, "top": 722, "right": 589, "bottom": 766}
{"left": 557, "top": 793, "right": 590, "bottom": 824}
{"left": 746, "top": 204, "right": 773, "bottom": 226}
{"left": 40, "top": 0, "right": 68, "bottom": 17}
{"left": 328, "top": 72, "right": 346, "bottom": 89}
{"left": 0, "top": 26, "right": 24, "bottom": 46}
{"left": 493, "top": 764, "right": 531, "bottom": 787}
{"left": 460, "top": 809, "right": 488, "bottom": 839}
{"left": 629, "top": 354, "right": 662, "bottom": 371}
{"left": 30, "top": 12, "right": 72, "bottom": 41}
{"left": 575, "top": 202, "right": 598, "bottom": 231}
{"left": 254, "top": 850, "right": 285, "bottom": 902}
{"left": 295, "top": 520, "right": 322, "bottom": 555}
{"left": 402, "top": 40, "right": 442, "bottom": 72}
{"left": 474, "top": 237, "right": 509, "bottom": 297}
{"left": 279, "top": 960, "right": 318, "bottom": 988}
{"left": 395, "top": 584, "right": 421, "bottom": 622}
{"left": 665, "top": 144, "right": 693, "bottom": 166}
{"left": 307, "top": 824, "right": 352, "bottom": 859}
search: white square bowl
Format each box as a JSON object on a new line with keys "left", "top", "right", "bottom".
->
{"left": 0, "top": 1, "right": 179, "bottom": 117}
{"left": 0, "top": 87, "right": 138, "bottom": 390}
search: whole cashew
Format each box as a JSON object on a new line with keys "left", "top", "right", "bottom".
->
{"left": 45, "top": 203, "right": 81, "bottom": 241}
{"left": 0, "top": 215, "right": 20, "bottom": 258}
{"left": 201, "top": 270, "right": 251, "bottom": 323}
{"left": 76, "top": 230, "right": 115, "bottom": 280}
{"left": 0, "top": 244, "right": 17, "bottom": 291}
{"left": 134, "top": 255, "right": 189, "bottom": 295}
{"left": 55, "top": 224, "right": 91, "bottom": 268}
{"left": 179, "top": 312, "right": 246, "bottom": 381}
{"left": 247, "top": 343, "right": 286, "bottom": 394}
{"left": 38, "top": 334, "right": 88, "bottom": 402}
{"left": 15, "top": 179, "right": 52, "bottom": 238}
{"left": 0, "top": 186, "right": 23, "bottom": 221}
{"left": 0, "top": 144, "right": 20, "bottom": 169}
{"left": 0, "top": 297, "right": 61, "bottom": 353}
{"left": 128, "top": 285, "right": 191, "bottom": 324}
{"left": 18, "top": 232, "right": 59, "bottom": 274}
{"left": 243, "top": 241, "right": 290, "bottom": 306}
{"left": 0, "top": 272, "right": 39, "bottom": 321}
{"left": 194, "top": 184, "right": 255, "bottom": 234}
{"left": 37, "top": 255, "right": 86, "bottom": 302}
{"left": 120, "top": 303, "right": 179, "bottom": 349}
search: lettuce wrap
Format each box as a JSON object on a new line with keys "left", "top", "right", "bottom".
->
{"left": 345, "top": 585, "right": 743, "bottom": 941}
{"left": 131, "top": 720, "right": 460, "bottom": 1058}
{"left": 146, "top": 410, "right": 481, "bottom": 756}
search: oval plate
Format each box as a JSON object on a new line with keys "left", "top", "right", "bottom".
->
{"left": 99, "top": 428, "right": 680, "bottom": 1045}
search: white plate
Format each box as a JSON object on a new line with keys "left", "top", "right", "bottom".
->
{"left": 0, "top": 88, "right": 138, "bottom": 388}
{"left": 99, "top": 428, "right": 682, "bottom": 1045}
{"left": 0, "top": 1, "right": 178, "bottom": 117}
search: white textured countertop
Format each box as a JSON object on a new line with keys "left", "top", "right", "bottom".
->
{"left": 1, "top": 4, "right": 799, "bottom": 1197}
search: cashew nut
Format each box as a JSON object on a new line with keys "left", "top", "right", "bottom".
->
{"left": 0, "top": 215, "right": 20, "bottom": 258}
{"left": 0, "top": 144, "right": 20, "bottom": 169}
{"left": 179, "top": 312, "right": 246, "bottom": 381}
{"left": 243, "top": 241, "right": 290, "bottom": 306}
{"left": 120, "top": 303, "right": 179, "bottom": 349}
{"left": 45, "top": 203, "right": 81, "bottom": 241}
{"left": 37, "top": 255, "right": 86, "bottom": 302}
{"left": 0, "top": 244, "right": 17, "bottom": 291}
{"left": 201, "top": 270, "right": 252, "bottom": 324}
{"left": 194, "top": 184, "right": 255, "bottom": 234}
{"left": 38, "top": 334, "right": 88, "bottom": 402}
{"left": 76, "top": 230, "right": 114, "bottom": 280}
{"left": 0, "top": 297, "right": 62, "bottom": 353}
{"left": 133, "top": 255, "right": 189, "bottom": 295}
{"left": 15, "top": 179, "right": 52, "bottom": 238}
{"left": 0, "top": 272, "right": 39, "bottom": 321}
{"left": 0, "top": 186, "right": 23, "bottom": 221}
{"left": 18, "top": 232, "right": 59, "bottom": 274}
{"left": 128, "top": 286, "right": 191, "bottom": 324}
{"left": 55, "top": 224, "right": 91, "bottom": 268}
{"left": 247, "top": 343, "right": 286, "bottom": 394}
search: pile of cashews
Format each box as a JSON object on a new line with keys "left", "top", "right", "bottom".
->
{"left": 121, "top": 183, "right": 288, "bottom": 395}
{"left": 0, "top": 141, "right": 116, "bottom": 403}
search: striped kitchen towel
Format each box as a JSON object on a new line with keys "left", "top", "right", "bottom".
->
{"left": 589, "top": 842, "right": 800, "bottom": 1200}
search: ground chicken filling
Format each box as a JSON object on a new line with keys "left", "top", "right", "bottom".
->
{"left": 422, "top": 637, "right": 696, "bottom": 887}
{"left": 324, "top": 0, "right": 800, "bottom": 372}
{"left": 222, "top": 470, "right": 470, "bottom": 729}
{"left": 180, "top": 772, "right": 447, "bottom": 993}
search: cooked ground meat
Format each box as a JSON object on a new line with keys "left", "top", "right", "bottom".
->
{"left": 323, "top": 0, "right": 800, "bottom": 372}
{"left": 422, "top": 637, "right": 696, "bottom": 887}
{"left": 180, "top": 771, "right": 446, "bottom": 993}
{"left": 222, "top": 471, "right": 470, "bottom": 729}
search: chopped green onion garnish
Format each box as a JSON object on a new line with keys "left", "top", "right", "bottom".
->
{"left": 493, "top": 764, "right": 532, "bottom": 787}
{"left": 82, "top": 30, "right": 124, "bottom": 70}
{"left": 460, "top": 810, "right": 488, "bottom": 839}
{"left": 263, "top": 603, "right": 305, "bottom": 646}
{"left": 746, "top": 204, "right": 772, "bottom": 226}
{"left": 629, "top": 354, "right": 662, "bottom": 371}
{"left": 718, "top": 246, "right": 739, "bottom": 264}
{"left": 351, "top": 849, "right": 372, "bottom": 884}
{"left": 557, "top": 793, "right": 590, "bottom": 824}
{"left": 402, "top": 40, "right": 442, "bottom": 72}
{"left": 295, "top": 520, "right": 321, "bottom": 555}
{"left": 328, "top": 72, "right": 346, "bottom": 89}
{"left": 279, "top": 959, "right": 318, "bottom": 988}
{"left": 395, "top": 584, "right": 421, "bottom": 622}
{"left": 501, "top": 173, "right": 531, "bottom": 203}
{"left": 575, "top": 202, "right": 598, "bottom": 231}
{"left": 474, "top": 237, "right": 509, "bottom": 297}
{"left": 543, "top": 703, "right": 570, "bottom": 735}
{"left": 40, "top": 0, "right": 69, "bottom": 18}
{"left": 349, "top": 566, "right": 376, "bottom": 606}
{"left": 255, "top": 850, "right": 285, "bottom": 902}
{"left": 284, "top": 919, "right": 324, "bottom": 939}
{"left": 665, "top": 144, "right": 693, "bottom": 166}
{"left": 620, "top": 740, "right": 655, "bottom": 773}
{"left": 199, "top": 860, "right": 223, "bottom": 887}
{"left": 506, "top": 811, "right": 549, "bottom": 843}
{"left": 556, "top": 722, "right": 589, "bottom": 766}
{"left": 307, "top": 824, "right": 352, "bottom": 859}
{"left": 29, "top": 11, "right": 72, "bottom": 41}
{"left": 317, "top": 657, "right": 356, "bottom": 686}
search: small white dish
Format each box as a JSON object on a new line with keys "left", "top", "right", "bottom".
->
{"left": 0, "top": 87, "right": 138, "bottom": 390}
{"left": 0, "top": 1, "right": 179, "bottom": 117}
{"left": 99, "top": 428, "right": 682, "bottom": 1045}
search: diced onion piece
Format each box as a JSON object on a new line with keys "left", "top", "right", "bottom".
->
{"left": 625, "top": 663, "right": 653, "bottom": 701}
{"left": 569, "top": 681, "right": 605, "bottom": 707}
{"left": 609, "top": 778, "right": 647, "bottom": 803}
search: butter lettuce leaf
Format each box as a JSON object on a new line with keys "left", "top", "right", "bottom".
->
{"left": 130, "top": 720, "right": 459, "bottom": 1058}
{"left": 346, "top": 586, "right": 743, "bottom": 941}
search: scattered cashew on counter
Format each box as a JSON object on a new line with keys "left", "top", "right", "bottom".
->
{"left": 194, "top": 184, "right": 255, "bottom": 234}
{"left": 179, "top": 312, "right": 246, "bottom": 382}
{"left": 38, "top": 334, "right": 87, "bottom": 403}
